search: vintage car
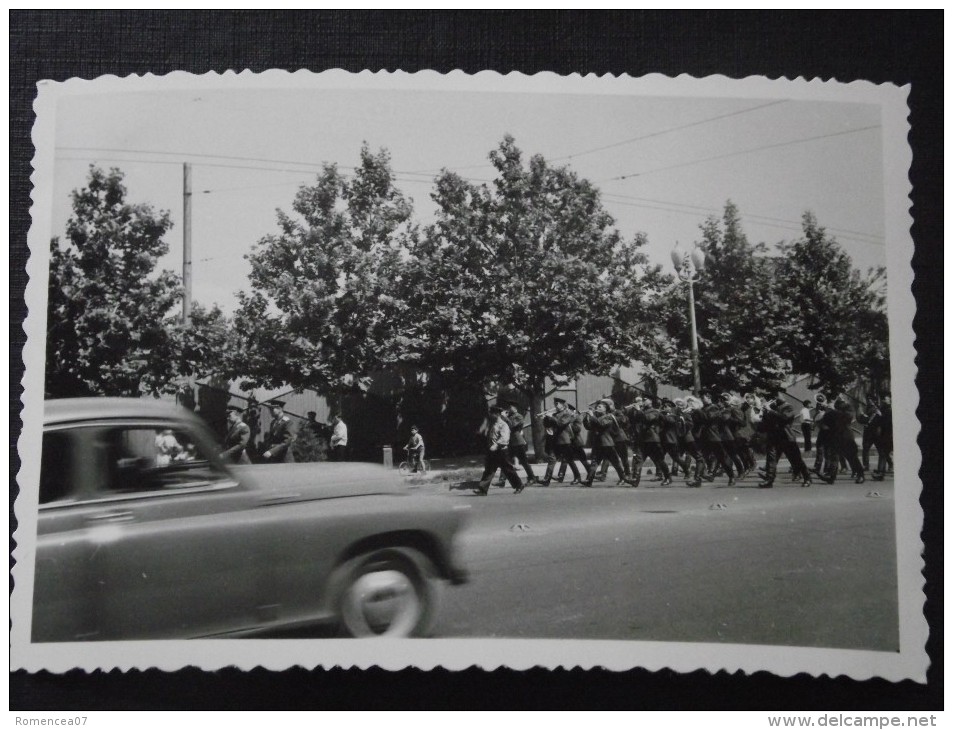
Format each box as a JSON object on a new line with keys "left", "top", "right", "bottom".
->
{"left": 32, "top": 398, "right": 468, "bottom": 641}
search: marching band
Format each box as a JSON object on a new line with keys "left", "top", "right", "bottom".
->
{"left": 478, "top": 389, "right": 891, "bottom": 495}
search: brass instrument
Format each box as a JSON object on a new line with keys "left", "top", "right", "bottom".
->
{"left": 534, "top": 406, "right": 559, "bottom": 419}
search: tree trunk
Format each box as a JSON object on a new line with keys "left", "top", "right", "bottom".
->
{"left": 528, "top": 378, "right": 547, "bottom": 463}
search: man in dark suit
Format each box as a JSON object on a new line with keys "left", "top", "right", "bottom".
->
{"left": 220, "top": 405, "right": 252, "bottom": 464}
{"left": 262, "top": 400, "right": 295, "bottom": 464}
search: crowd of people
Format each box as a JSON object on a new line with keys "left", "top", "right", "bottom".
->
{"left": 219, "top": 399, "right": 350, "bottom": 465}
{"left": 473, "top": 389, "right": 893, "bottom": 496}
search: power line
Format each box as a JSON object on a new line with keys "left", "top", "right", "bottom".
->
{"left": 601, "top": 124, "right": 882, "bottom": 182}
{"left": 57, "top": 145, "right": 438, "bottom": 179}
{"left": 404, "top": 100, "right": 789, "bottom": 175}
{"left": 600, "top": 192, "right": 884, "bottom": 243}
{"left": 56, "top": 152, "right": 884, "bottom": 246}
{"left": 602, "top": 196, "right": 884, "bottom": 248}
{"left": 550, "top": 100, "right": 788, "bottom": 163}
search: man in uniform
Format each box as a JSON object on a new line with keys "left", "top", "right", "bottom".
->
{"left": 475, "top": 405, "right": 524, "bottom": 495}
{"left": 628, "top": 397, "right": 672, "bottom": 486}
{"left": 717, "top": 393, "right": 747, "bottom": 478}
{"left": 824, "top": 394, "right": 865, "bottom": 484}
{"left": 812, "top": 394, "right": 831, "bottom": 476}
{"left": 555, "top": 403, "right": 589, "bottom": 485}
{"left": 583, "top": 400, "right": 629, "bottom": 486}
{"left": 220, "top": 405, "right": 252, "bottom": 464}
{"left": 871, "top": 395, "right": 893, "bottom": 480}
{"left": 676, "top": 397, "right": 707, "bottom": 487}
{"left": 699, "top": 391, "right": 736, "bottom": 486}
{"left": 757, "top": 390, "right": 811, "bottom": 488}
{"left": 659, "top": 398, "right": 690, "bottom": 481}
{"left": 261, "top": 400, "right": 295, "bottom": 463}
{"left": 541, "top": 398, "right": 577, "bottom": 486}
{"left": 857, "top": 395, "right": 882, "bottom": 472}
{"left": 624, "top": 397, "right": 646, "bottom": 488}
{"left": 500, "top": 401, "right": 537, "bottom": 484}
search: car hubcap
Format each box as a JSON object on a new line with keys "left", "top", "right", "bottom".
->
{"left": 343, "top": 569, "right": 421, "bottom": 636}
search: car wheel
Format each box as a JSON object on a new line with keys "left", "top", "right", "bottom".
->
{"left": 338, "top": 549, "right": 440, "bottom": 638}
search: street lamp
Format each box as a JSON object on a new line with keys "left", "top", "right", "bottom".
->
{"left": 670, "top": 242, "right": 706, "bottom": 396}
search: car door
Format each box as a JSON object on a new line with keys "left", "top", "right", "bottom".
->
{"left": 39, "top": 418, "right": 276, "bottom": 640}
{"left": 32, "top": 427, "right": 101, "bottom": 641}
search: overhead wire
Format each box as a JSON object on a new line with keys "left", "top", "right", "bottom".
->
{"left": 601, "top": 124, "right": 882, "bottom": 182}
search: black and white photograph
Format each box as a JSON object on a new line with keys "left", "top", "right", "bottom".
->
{"left": 12, "top": 68, "right": 926, "bottom": 686}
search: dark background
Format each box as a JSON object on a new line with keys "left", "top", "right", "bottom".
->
{"left": 10, "top": 10, "right": 943, "bottom": 710}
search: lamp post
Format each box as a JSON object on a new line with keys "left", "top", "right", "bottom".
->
{"left": 670, "top": 242, "right": 706, "bottom": 396}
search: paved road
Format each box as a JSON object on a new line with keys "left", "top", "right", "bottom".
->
{"left": 424, "top": 475, "right": 898, "bottom": 650}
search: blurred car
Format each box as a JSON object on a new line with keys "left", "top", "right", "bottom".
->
{"left": 32, "top": 398, "right": 468, "bottom": 641}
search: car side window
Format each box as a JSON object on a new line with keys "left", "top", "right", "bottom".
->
{"left": 39, "top": 430, "right": 75, "bottom": 505}
{"left": 100, "top": 426, "right": 230, "bottom": 494}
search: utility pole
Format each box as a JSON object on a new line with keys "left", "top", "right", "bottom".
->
{"left": 182, "top": 162, "right": 192, "bottom": 325}
{"left": 181, "top": 162, "right": 195, "bottom": 411}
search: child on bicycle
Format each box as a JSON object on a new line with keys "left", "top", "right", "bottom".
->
{"left": 405, "top": 426, "right": 425, "bottom": 473}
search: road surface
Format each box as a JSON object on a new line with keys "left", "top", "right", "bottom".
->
{"left": 427, "top": 475, "right": 898, "bottom": 650}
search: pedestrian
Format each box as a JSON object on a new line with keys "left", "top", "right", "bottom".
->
{"left": 757, "top": 391, "right": 812, "bottom": 488}
{"left": 220, "top": 405, "right": 252, "bottom": 464}
{"left": 329, "top": 413, "right": 348, "bottom": 461}
{"left": 405, "top": 425, "right": 425, "bottom": 472}
{"left": 583, "top": 400, "right": 629, "bottom": 486}
{"left": 475, "top": 406, "right": 523, "bottom": 495}
{"left": 799, "top": 400, "right": 814, "bottom": 452}
{"left": 812, "top": 394, "right": 831, "bottom": 477}
{"left": 500, "top": 401, "right": 538, "bottom": 484}
{"left": 261, "top": 400, "right": 295, "bottom": 463}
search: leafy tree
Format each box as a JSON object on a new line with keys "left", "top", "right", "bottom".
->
{"left": 233, "top": 144, "right": 415, "bottom": 402}
{"left": 645, "top": 201, "right": 791, "bottom": 394}
{"left": 397, "top": 135, "right": 665, "bottom": 455}
{"left": 46, "top": 166, "right": 183, "bottom": 397}
{"left": 775, "top": 212, "right": 889, "bottom": 393}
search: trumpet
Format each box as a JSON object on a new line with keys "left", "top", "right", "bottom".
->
{"left": 534, "top": 407, "right": 559, "bottom": 418}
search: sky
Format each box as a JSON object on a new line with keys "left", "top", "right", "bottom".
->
{"left": 48, "top": 78, "right": 887, "bottom": 314}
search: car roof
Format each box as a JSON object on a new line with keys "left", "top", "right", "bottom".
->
{"left": 44, "top": 397, "right": 197, "bottom": 426}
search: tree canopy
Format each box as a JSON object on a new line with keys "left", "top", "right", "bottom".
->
{"left": 775, "top": 212, "right": 889, "bottom": 393}
{"left": 233, "top": 144, "right": 415, "bottom": 398}
{"left": 46, "top": 166, "right": 183, "bottom": 397}
{"left": 46, "top": 166, "right": 234, "bottom": 398}
{"left": 398, "top": 135, "right": 666, "bottom": 451}
{"left": 645, "top": 201, "right": 791, "bottom": 393}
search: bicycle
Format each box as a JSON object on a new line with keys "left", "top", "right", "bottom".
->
{"left": 398, "top": 447, "right": 430, "bottom": 476}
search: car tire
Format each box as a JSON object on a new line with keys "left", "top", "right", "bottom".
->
{"left": 337, "top": 548, "right": 441, "bottom": 638}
